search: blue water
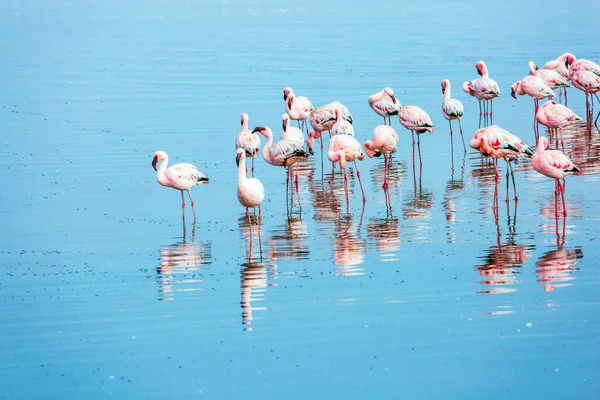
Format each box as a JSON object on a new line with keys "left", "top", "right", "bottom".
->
{"left": 2, "top": 0, "right": 600, "bottom": 398}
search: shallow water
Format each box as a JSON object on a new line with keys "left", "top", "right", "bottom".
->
{"left": 2, "top": 0, "right": 600, "bottom": 398}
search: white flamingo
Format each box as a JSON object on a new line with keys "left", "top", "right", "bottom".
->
{"left": 236, "top": 148, "right": 265, "bottom": 225}
{"left": 441, "top": 79, "right": 465, "bottom": 152}
{"left": 235, "top": 113, "right": 260, "bottom": 176}
{"left": 284, "top": 89, "right": 314, "bottom": 134}
{"left": 281, "top": 113, "right": 304, "bottom": 148}
{"left": 368, "top": 87, "right": 401, "bottom": 126}
{"left": 152, "top": 150, "right": 209, "bottom": 222}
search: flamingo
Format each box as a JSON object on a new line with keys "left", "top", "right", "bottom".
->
{"left": 532, "top": 136, "right": 580, "bottom": 216}
{"left": 330, "top": 108, "right": 355, "bottom": 137}
{"left": 281, "top": 113, "right": 304, "bottom": 148}
{"left": 511, "top": 76, "right": 556, "bottom": 138}
{"left": 441, "top": 79, "right": 466, "bottom": 152}
{"left": 307, "top": 101, "right": 353, "bottom": 156}
{"left": 284, "top": 89, "right": 314, "bottom": 134}
{"left": 397, "top": 105, "right": 434, "bottom": 172}
{"left": 565, "top": 54, "right": 600, "bottom": 77}
{"left": 151, "top": 151, "right": 209, "bottom": 223}
{"left": 252, "top": 126, "right": 309, "bottom": 185}
{"left": 328, "top": 134, "right": 366, "bottom": 203}
{"left": 570, "top": 70, "right": 600, "bottom": 126}
{"left": 463, "top": 61, "right": 501, "bottom": 121}
{"left": 528, "top": 61, "right": 570, "bottom": 94}
{"left": 469, "top": 126, "right": 533, "bottom": 205}
{"left": 235, "top": 113, "right": 261, "bottom": 176}
{"left": 535, "top": 101, "right": 582, "bottom": 150}
{"left": 236, "top": 148, "right": 265, "bottom": 226}
{"left": 368, "top": 87, "right": 401, "bottom": 126}
{"left": 544, "top": 53, "right": 572, "bottom": 105}
{"left": 364, "top": 125, "right": 399, "bottom": 190}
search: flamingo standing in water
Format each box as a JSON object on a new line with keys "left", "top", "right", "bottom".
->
{"left": 284, "top": 88, "right": 314, "bottom": 135}
{"left": 307, "top": 101, "right": 353, "bottom": 156}
{"left": 328, "top": 134, "right": 366, "bottom": 203}
{"left": 364, "top": 125, "right": 399, "bottom": 190}
{"left": 532, "top": 136, "right": 580, "bottom": 216}
{"left": 463, "top": 61, "right": 501, "bottom": 122}
{"left": 528, "top": 61, "right": 570, "bottom": 97}
{"left": 570, "top": 70, "right": 600, "bottom": 126}
{"left": 397, "top": 105, "right": 434, "bottom": 173}
{"left": 330, "top": 108, "right": 355, "bottom": 137}
{"left": 469, "top": 126, "right": 533, "bottom": 206}
{"left": 252, "top": 126, "right": 309, "bottom": 186}
{"left": 535, "top": 101, "right": 582, "bottom": 150}
{"left": 368, "top": 87, "right": 401, "bottom": 126}
{"left": 236, "top": 113, "right": 261, "bottom": 176}
{"left": 511, "top": 76, "right": 556, "bottom": 139}
{"left": 544, "top": 53, "right": 571, "bottom": 104}
{"left": 236, "top": 148, "right": 265, "bottom": 226}
{"left": 282, "top": 113, "right": 304, "bottom": 148}
{"left": 565, "top": 54, "right": 600, "bottom": 77}
{"left": 151, "top": 151, "right": 209, "bottom": 222}
{"left": 441, "top": 79, "right": 465, "bottom": 152}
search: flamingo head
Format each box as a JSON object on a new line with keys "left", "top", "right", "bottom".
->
{"left": 510, "top": 82, "right": 520, "bottom": 99}
{"left": 441, "top": 79, "right": 449, "bottom": 94}
{"left": 564, "top": 54, "right": 576, "bottom": 68}
{"left": 286, "top": 92, "right": 295, "bottom": 109}
{"left": 252, "top": 126, "right": 270, "bottom": 137}
{"left": 383, "top": 87, "right": 397, "bottom": 102}
{"left": 151, "top": 150, "right": 166, "bottom": 171}
{"left": 475, "top": 61, "right": 485, "bottom": 76}
{"left": 236, "top": 148, "right": 245, "bottom": 167}
{"left": 240, "top": 113, "right": 249, "bottom": 127}
{"left": 283, "top": 87, "right": 293, "bottom": 101}
{"left": 282, "top": 113, "right": 289, "bottom": 131}
{"left": 538, "top": 136, "right": 550, "bottom": 151}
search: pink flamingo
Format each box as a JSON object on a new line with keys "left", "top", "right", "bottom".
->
{"left": 328, "top": 134, "right": 366, "bottom": 203}
{"left": 528, "top": 61, "right": 570, "bottom": 94}
{"left": 364, "top": 125, "right": 399, "bottom": 190}
{"left": 330, "top": 108, "right": 355, "bottom": 137}
{"left": 463, "top": 61, "right": 501, "bottom": 121}
{"left": 441, "top": 79, "right": 466, "bottom": 152}
{"left": 236, "top": 148, "right": 265, "bottom": 227}
{"left": 532, "top": 137, "right": 580, "bottom": 216}
{"left": 368, "top": 87, "right": 401, "bottom": 126}
{"left": 570, "top": 70, "right": 600, "bottom": 126}
{"left": 281, "top": 113, "right": 304, "bottom": 148}
{"left": 535, "top": 101, "right": 582, "bottom": 150}
{"left": 236, "top": 113, "right": 261, "bottom": 176}
{"left": 511, "top": 76, "right": 556, "bottom": 139}
{"left": 397, "top": 105, "right": 434, "bottom": 172}
{"left": 469, "top": 126, "right": 533, "bottom": 205}
{"left": 151, "top": 151, "right": 209, "bottom": 223}
{"left": 565, "top": 54, "right": 600, "bottom": 77}
{"left": 543, "top": 54, "right": 572, "bottom": 105}
{"left": 252, "top": 126, "right": 309, "bottom": 186}
{"left": 284, "top": 88, "right": 314, "bottom": 134}
{"left": 307, "top": 101, "right": 353, "bottom": 156}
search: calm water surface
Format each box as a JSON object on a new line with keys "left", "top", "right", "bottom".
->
{"left": 2, "top": 0, "right": 600, "bottom": 398}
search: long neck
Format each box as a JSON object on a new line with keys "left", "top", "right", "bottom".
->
{"left": 444, "top": 84, "right": 451, "bottom": 101}
{"left": 238, "top": 154, "right": 247, "bottom": 183}
{"left": 242, "top": 118, "right": 248, "bottom": 132}
{"left": 536, "top": 139, "right": 546, "bottom": 154}
{"left": 157, "top": 155, "right": 169, "bottom": 185}
{"left": 262, "top": 132, "right": 274, "bottom": 162}
{"left": 528, "top": 62, "right": 536, "bottom": 74}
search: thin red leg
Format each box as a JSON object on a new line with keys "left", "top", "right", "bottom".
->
{"left": 181, "top": 190, "right": 186, "bottom": 209}
{"left": 382, "top": 154, "right": 389, "bottom": 190}
{"left": 187, "top": 190, "right": 197, "bottom": 222}
{"left": 343, "top": 169, "right": 349, "bottom": 203}
{"left": 458, "top": 119, "right": 466, "bottom": 152}
{"left": 417, "top": 134, "right": 423, "bottom": 171}
{"left": 354, "top": 161, "right": 366, "bottom": 203}
{"left": 558, "top": 179, "right": 567, "bottom": 216}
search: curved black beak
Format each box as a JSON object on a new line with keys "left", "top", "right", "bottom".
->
{"left": 252, "top": 126, "right": 264, "bottom": 133}
{"left": 511, "top": 88, "right": 517, "bottom": 99}
{"left": 565, "top": 59, "right": 570, "bottom": 68}
{"left": 152, "top": 157, "right": 158, "bottom": 171}
{"left": 282, "top": 120, "right": 286, "bottom": 131}
{"left": 308, "top": 146, "right": 314, "bottom": 155}
{"left": 236, "top": 153, "right": 241, "bottom": 167}
{"left": 441, "top": 86, "right": 445, "bottom": 94}
{"left": 476, "top": 67, "right": 482, "bottom": 76}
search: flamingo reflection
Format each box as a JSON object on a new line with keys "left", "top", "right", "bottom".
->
{"left": 367, "top": 207, "right": 401, "bottom": 261}
{"left": 332, "top": 214, "right": 366, "bottom": 276}
{"left": 157, "top": 240, "right": 212, "bottom": 301}
{"left": 403, "top": 173, "right": 434, "bottom": 243}
{"left": 443, "top": 153, "right": 466, "bottom": 243}
{"left": 476, "top": 204, "right": 533, "bottom": 295}
{"left": 269, "top": 216, "right": 310, "bottom": 262}
{"left": 536, "top": 246, "right": 582, "bottom": 292}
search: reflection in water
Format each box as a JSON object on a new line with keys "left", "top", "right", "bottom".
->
{"left": 536, "top": 247, "right": 583, "bottom": 292}
{"left": 157, "top": 240, "right": 212, "bottom": 301}
{"left": 332, "top": 214, "right": 366, "bottom": 276}
{"left": 476, "top": 206, "right": 533, "bottom": 295}
{"left": 566, "top": 122, "right": 600, "bottom": 176}
{"left": 443, "top": 153, "right": 466, "bottom": 243}
{"left": 369, "top": 159, "right": 407, "bottom": 200}
{"left": 269, "top": 216, "right": 310, "bottom": 262}
{"left": 367, "top": 211, "right": 400, "bottom": 261}
{"left": 403, "top": 175, "right": 434, "bottom": 243}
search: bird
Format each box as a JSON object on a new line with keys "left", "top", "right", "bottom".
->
{"left": 544, "top": 53, "right": 572, "bottom": 105}
{"left": 151, "top": 151, "right": 209, "bottom": 223}
{"left": 511, "top": 76, "right": 556, "bottom": 138}
{"left": 281, "top": 113, "right": 304, "bottom": 148}
{"left": 441, "top": 79, "right": 466, "bottom": 152}
{"left": 284, "top": 88, "right": 314, "bottom": 134}
{"left": 235, "top": 113, "right": 261, "bottom": 176}
{"left": 570, "top": 70, "right": 600, "bottom": 125}
{"left": 328, "top": 134, "right": 366, "bottom": 203}
{"left": 528, "top": 61, "right": 570, "bottom": 92}
{"left": 252, "top": 126, "right": 309, "bottom": 185}
{"left": 532, "top": 136, "right": 580, "bottom": 216}
{"left": 565, "top": 54, "right": 600, "bottom": 77}
{"left": 330, "top": 108, "right": 355, "bottom": 137}
{"left": 397, "top": 105, "right": 434, "bottom": 172}
{"left": 469, "top": 126, "right": 533, "bottom": 205}
{"left": 236, "top": 148, "right": 265, "bottom": 226}
{"left": 364, "top": 125, "right": 399, "bottom": 190}
{"left": 535, "top": 101, "right": 582, "bottom": 149}
{"left": 308, "top": 101, "right": 353, "bottom": 156}
{"left": 368, "top": 87, "right": 401, "bottom": 126}
{"left": 463, "top": 61, "right": 501, "bottom": 121}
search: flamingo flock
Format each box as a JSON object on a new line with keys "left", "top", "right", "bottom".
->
{"left": 152, "top": 54, "right": 600, "bottom": 230}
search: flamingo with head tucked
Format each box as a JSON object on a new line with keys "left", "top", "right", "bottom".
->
{"left": 528, "top": 61, "right": 570, "bottom": 92}
{"left": 328, "top": 134, "right": 366, "bottom": 203}
{"left": 397, "top": 105, "right": 434, "bottom": 172}
{"left": 441, "top": 79, "right": 465, "bottom": 152}
{"left": 151, "top": 151, "right": 209, "bottom": 223}
{"left": 532, "top": 136, "right": 580, "bottom": 216}
{"left": 535, "top": 101, "right": 582, "bottom": 149}
{"left": 308, "top": 101, "right": 353, "bottom": 156}
{"left": 236, "top": 148, "right": 265, "bottom": 226}
{"left": 544, "top": 53, "right": 572, "bottom": 105}
{"left": 236, "top": 113, "right": 261, "bottom": 176}
{"left": 368, "top": 87, "right": 401, "bottom": 126}
{"left": 511, "top": 76, "right": 556, "bottom": 138}
{"left": 364, "top": 125, "right": 399, "bottom": 190}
